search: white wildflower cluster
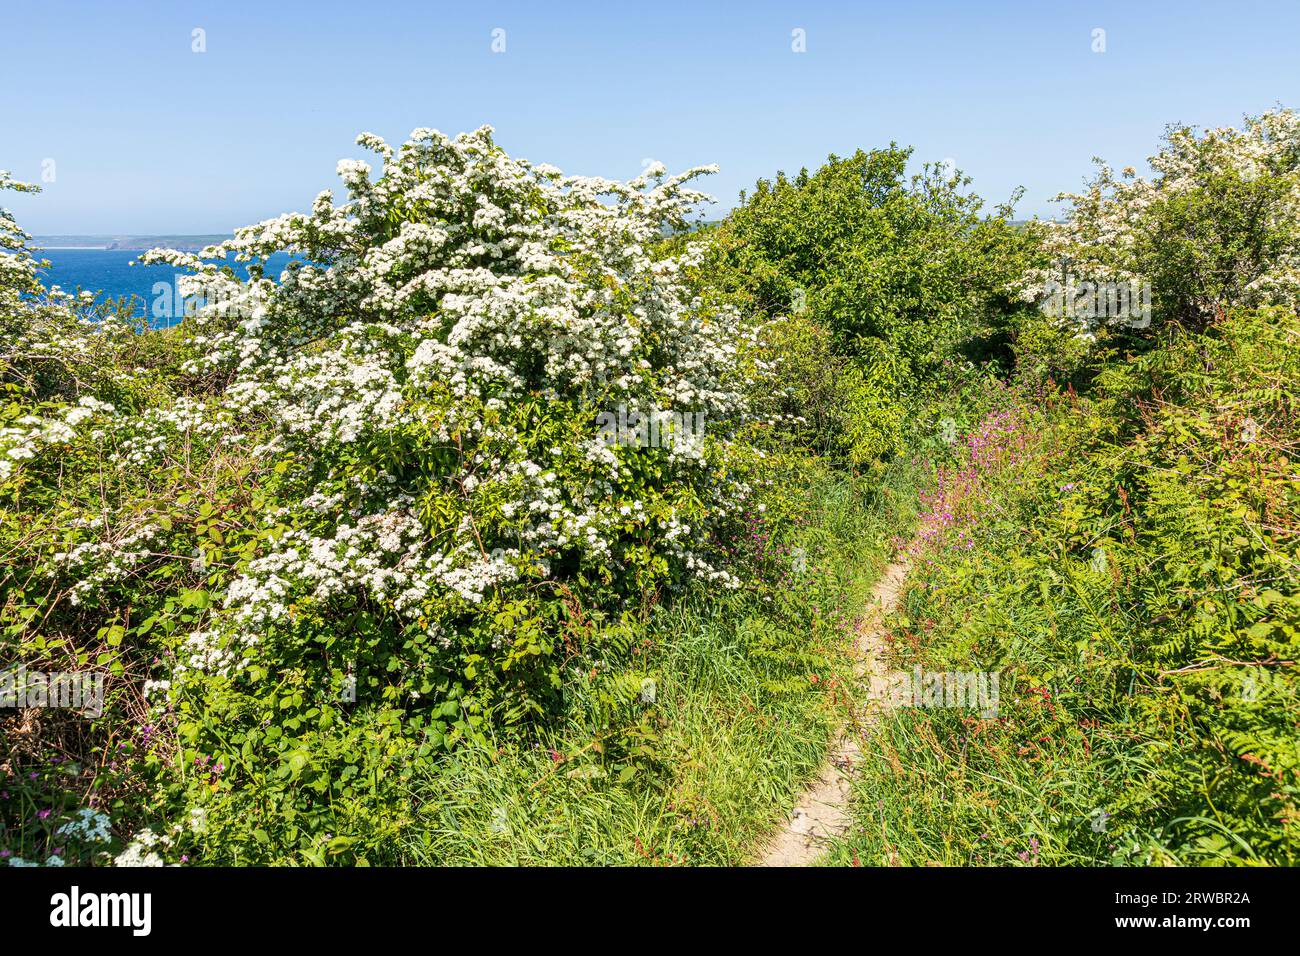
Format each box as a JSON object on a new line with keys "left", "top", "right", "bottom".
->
{"left": 111, "top": 395, "right": 241, "bottom": 466}
{"left": 0, "top": 396, "right": 115, "bottom": 480}
{"left": 1016, "top": 108, "right": 1300, "bottom": 338}
{"left": 113, "top": 827, "right": 167, "bottom": 867}
{"left": 0, "top": 171, "right": 43, "bottom": 304}
{"left": 1, "top": 281, "right": 150, "bottom": 395}
{"left": 57, "top": 807, "right": 113, "bottom": 843}
{"left": 50, "top": 521, "right": 164, "bottom": 605}
{"left": 222, "top": 503, "right": 436, "bottom": 625}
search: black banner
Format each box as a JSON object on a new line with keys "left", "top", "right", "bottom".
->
{"left": 0, "top": 866, "right": 1286, "bottom": 943}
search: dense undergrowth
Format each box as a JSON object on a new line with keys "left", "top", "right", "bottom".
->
{"left": 830, "top": 308, "right": 1300, "bottom": 866}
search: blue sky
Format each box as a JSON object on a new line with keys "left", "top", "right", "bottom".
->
{"left": 3, "top": 0, "right": 1298, "bottom": 233}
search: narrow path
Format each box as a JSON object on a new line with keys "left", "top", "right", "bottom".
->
{"left": 756, "top": 556, "right": 910, "bottom": 867}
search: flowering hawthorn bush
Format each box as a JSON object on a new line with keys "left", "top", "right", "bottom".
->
{"left": 2, "top": 130, "right": 775, "bottom": 861}
{"left": 1017, "top": 108, "right": 1300, "bottom": 339}
{"left": 135, "top": 127, "right": 757, "bottom": 717}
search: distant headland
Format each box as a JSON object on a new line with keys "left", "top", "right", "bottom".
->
{"left": 32, "top": 235, "right": 229, "bottom": 252}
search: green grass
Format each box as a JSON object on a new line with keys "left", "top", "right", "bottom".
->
{"left": 398, "top": 597, "right": 837, "bottom": 865}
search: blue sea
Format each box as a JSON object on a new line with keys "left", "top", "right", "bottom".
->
{"left": 34, "top": 248, "right": 298, "bottom": 328}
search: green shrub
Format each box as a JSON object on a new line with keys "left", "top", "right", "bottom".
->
{"left": 739, "top": 315, "right": 905, "bottom": 468}
{"left": 711, "top": 147, "right": 1036, "bottom": 378}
